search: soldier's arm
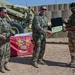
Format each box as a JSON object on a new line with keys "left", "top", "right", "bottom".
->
{"left": 0, "top": 34, "right": 6, "bottom": 40}
{"left": 63, "top": 18, "right": 75, "bottom": 31}
{"left": 0, "top": 26, "right": 6, "bottom": 39}
{"left": 7, "top": 21, "right": 15, "bottom": 36}
{"left": 10, "top": 29, "right": 15, "bottom": 36}
{"left": 62, "top": 19, "right": 68, "bottom": 26}
{"left": 66, "top": 26, "right": 75, "bottom": 31}
{"left": 67, "top": 17, "right": 75, "bottom": 31}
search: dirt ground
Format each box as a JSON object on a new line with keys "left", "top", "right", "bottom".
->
{"left": 0, "top": 38, "right": 75, "bottom": 75}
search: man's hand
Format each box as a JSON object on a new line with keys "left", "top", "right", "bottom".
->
{"left": 46, "top": 30, "right": 53, "bottom": 34}
{"left": 62, "top": 29, "right": 67, "bottom": 32}
{"left": 1, "top": 35, "right": 6, "bottom": 40}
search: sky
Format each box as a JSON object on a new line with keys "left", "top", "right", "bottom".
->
{"left": 6, "top": 0, "right": 75, "bottom": 6}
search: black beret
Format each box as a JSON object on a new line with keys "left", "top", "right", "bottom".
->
{"left": 69, "top": 2, "right": 75, "bottom": 7}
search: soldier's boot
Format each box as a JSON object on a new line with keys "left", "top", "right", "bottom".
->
{"left": 4, "top": 62, "right": 10, "bottom": 71}
{"left": 0, "top": 66, "right": 6, "bottom": 73}
{"left": 38, "top": 59, "right": 46, "bottom": 65}
{"left": 31, "top": 46, "right": 41, "bottom": 68}
{"left": 31, "top": 61, "right": 39, "bottom": 68}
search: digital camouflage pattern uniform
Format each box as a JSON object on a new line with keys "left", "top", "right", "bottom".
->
{"left": 67, "top": 13, "right": 75, "bottom": 66}
{"left": 32, "top": 13, "right": 48, "bottom": 63}
{"left": 0, "top": 17, "right": 12, "bottom": 72}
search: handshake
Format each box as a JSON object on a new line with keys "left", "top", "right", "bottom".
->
{"left": 46, "top": 30, "right": 54, "bottom": 34}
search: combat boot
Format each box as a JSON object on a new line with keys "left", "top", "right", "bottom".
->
{"left": 4, "top": 62, "right": 10, "bottom": 71}
{"left": 0, "top": 67, "right": 6, "bottom": 73}
{"left": 38, "top": 59, "right": 46, "bottom": 65}
{"left": 31, "top": 61, "right": 39, "bottom": 68}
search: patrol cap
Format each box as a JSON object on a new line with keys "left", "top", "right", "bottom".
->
{"left": 69, "top": 2, "right": 75, "bottom": 8}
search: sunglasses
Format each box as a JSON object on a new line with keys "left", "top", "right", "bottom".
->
{"left": 41, "top": 9, "right": 47, "bottom": 10}
{"left": 4, "top": 12, "right": 7, "bottom": 14}
{"left": 2, "top": 12, "right": 7, "bottom": 14}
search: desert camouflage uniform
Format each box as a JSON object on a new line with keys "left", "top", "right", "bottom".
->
{"left": 32, "top": 13, "right": 48, "bottom": 62}
{"left": 67, "top": 14, "right": 75, "bottom": 65}
{"left": 0, "top": 17, "right": 11, "bottom": 71}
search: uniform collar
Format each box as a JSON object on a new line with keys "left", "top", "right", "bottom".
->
{"left": 39, "top": 13, "right": 46, "bottom": 16}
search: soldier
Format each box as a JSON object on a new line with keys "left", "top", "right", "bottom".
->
{"left": 0, "top": 7, "right": 15, "bottom": 73}
{"left": 31, "top": 5, "right": 53, "bottom": 68}
{"left": 63, "top": 3, "right": 75, "bottom": 67}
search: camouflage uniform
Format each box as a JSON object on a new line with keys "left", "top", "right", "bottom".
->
{"left": 0, "top": 17, "right": 12, "bottom": 72}
{"left": 32, "top": 13, "right": 48, "bottom": 64}
{"left": 66, "top": 14, "right": 75, "bottom": 66}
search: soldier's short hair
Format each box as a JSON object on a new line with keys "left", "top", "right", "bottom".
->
{"left": 69, "top": 2, "right": 75, "bottom": 8}
{"left": 0, "top": 7, "right": 6, "bottom": 12}
{"left": 40, "top": 5, "right": 47, "bottom": 10}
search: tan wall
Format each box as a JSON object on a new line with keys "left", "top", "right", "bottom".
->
{"left": 32, "top": 3, "right": 71, "bottom": 19}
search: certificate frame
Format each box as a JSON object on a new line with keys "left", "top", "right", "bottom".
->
{"left": 51, "top": 17, "right": 63, "bottom": 33}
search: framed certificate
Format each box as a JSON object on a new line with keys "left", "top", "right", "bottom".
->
{"left": 51, "top": 17, "right": 63, "bottom": 33}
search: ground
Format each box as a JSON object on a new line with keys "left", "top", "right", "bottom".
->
{"left": 0, "top": 38, "right": 75, "bottom": 75}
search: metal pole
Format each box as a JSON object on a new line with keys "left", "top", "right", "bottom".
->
{"left": 26, "top": 1, "right": 27, "bottom": 6}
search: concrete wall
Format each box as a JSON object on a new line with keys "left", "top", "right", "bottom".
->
{"left": 32, "top": 3, "right": 71, "bottom": 20}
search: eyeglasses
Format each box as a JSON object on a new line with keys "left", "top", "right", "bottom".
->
{"left": 4, "top": 12, "right": 7, "bottom": 14}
